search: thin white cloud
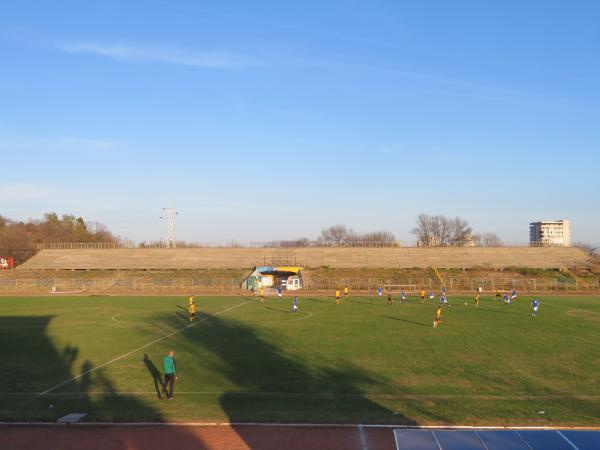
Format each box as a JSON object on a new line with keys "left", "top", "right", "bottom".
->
{"left": 58, "top": 137, "right": 118, "bottom": 150}
{"left": 0, "top": 135, "right": 121, "bottom": 152}
{"left": 0, "top": 184, "right": 59, "bottom": 202}
{"left": 59, "top": 42, "right": 255, "bottom": 69}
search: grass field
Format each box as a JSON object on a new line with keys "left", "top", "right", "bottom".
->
{"left": 1, "top": 293, "right": 599, "bottom": 426}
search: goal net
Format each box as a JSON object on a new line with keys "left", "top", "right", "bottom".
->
{"left": 383, "top": 284, "right": 417, "bottom": 294}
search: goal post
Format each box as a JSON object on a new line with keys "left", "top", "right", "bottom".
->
{"left": 383, "top": 284, "right": 417, "bottom": 294}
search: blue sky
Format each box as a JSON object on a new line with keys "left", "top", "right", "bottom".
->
{"left": 1, "top": 1, "right": 599, "bottom": 245}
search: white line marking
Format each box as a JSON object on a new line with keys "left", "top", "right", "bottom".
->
{"left": 514, "top": 430, "right": 534, "bottom": 450}
{"left": 358, "top": 424, "right": 368, "bottom": 450}
{"left": 38, "top": 301, "right": 249, "bottom": 395}
{"left": 430, "top": 430, "right": 443, "bottom": 450}
{"left": 15, "top": 390, "right": 600, "bottom": 400}
{"left": 557, "top": 430, "right": 580, "bottom": 450}
{"left": 474, "top": 429, "right": 489, "bottom": 450}
{"left": 393, "top": 429, "right": 401, "bottom": 450}
{"left": 0, "top": 422, "right": 600, "bottom": 431}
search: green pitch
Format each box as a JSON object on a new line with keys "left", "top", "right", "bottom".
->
{"left": 0, "top": 294, "right": 599, "bottom": 425}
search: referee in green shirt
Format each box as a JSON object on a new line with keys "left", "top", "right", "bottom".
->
{"left": 161, "top": 350, "right": 177, "bottom": 400}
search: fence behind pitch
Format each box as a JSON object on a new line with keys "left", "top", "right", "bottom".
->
{"left": 0, "top": 276, "right": 598, "bottom": 294}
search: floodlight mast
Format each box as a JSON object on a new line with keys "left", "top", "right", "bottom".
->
{"left": 160, "top": 207, "right": 178, "bottom": 248}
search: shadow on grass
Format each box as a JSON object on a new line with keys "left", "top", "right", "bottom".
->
{"left": 384, "top": 315, "right": 429, "bottom": 327}
{"left": 143, "top": 353, "right": 164, "bottom": 399}
{"left": 262, "top": 305, "right": 291, "bottom": 314}
{"left": 161, "top": 307, "right": 423, "bottom": 438}
{"left": 476, "top": 307, "right": 529, "bottom": 317}
{"left": 0, "top": 315, "right": 214, "bottom": 449}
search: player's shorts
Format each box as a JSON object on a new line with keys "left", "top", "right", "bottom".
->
{"left": 533, "top": 307, "right": 539, "bottom": 312}
{"left": 336, "top": 296, "right": 340, "bottom": 300}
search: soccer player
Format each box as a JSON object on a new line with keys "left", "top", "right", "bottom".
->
{"left": 531, "top": 298, "right": 540, "bottom": 317}
{"left": 344, "top": 286, "right": 349, "bottom": 299}
{"left": 420, "top": 289, "right": 426, "bottom": 302}
{"left": 277, "top": 285, "right": 283, "bottom": 302}
{"left": 441, "top": 287, "right": 447, "bottom": 295}
{"left": 440, "top": 293, "right": 448, "bottom": 306}
{"left": 400, "top": 290, "right": 406, "bottom": 303}
{"left": 188, "top": 297, "right": 196, "bottom": 323}
{"left": 474, "top": 292, "right": 480, "bottom": 308}
{"left": 377, "top": 287, "right": 383, "bottom": 298}
{"left": 161, "top": 350, "right": 177, "bottom": 400}
{"left": 503, "top": 294, "right": 511, "bottom": 305}
{"left": 496, "top": 289, "right": 502, "bottom": 299}
{"left": 335, "top": 289, "right": 341, "bottom": 305}
{"left": 291, "top": 296, "right": 299, "bottom": 314}
{"left": 511, "top": 289, "right": 518, "bottom": 302}
{"left": 188, "top": 294, "right": 194, "bottom": 307}
{"left": 259, "top": 287, "right": 265, "bottom": 303}
{"left": 429, "top": 291, "right": 435, "bottom": 302}
{"left": 387, "top": 292, "right": 393, "bottom": 306}
{"left": 433, "top": 305, "right": 443, "bottom": 328}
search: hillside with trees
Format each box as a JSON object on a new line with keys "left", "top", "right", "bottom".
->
{"left": 0, "top": 213, "right": 118, "bottom": 265}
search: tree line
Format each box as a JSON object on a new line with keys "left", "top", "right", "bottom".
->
{"left": 0, "top": 213, "right": 119, "bottom": 265}
{"left": 281, "top": 215, "right": 502, "bottom": 248}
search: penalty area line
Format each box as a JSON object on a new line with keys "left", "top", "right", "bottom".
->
{"left": 38, "top": 301, "right": 249, "bottom": 396}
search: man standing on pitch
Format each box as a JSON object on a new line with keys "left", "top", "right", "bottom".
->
{"left": 161, "top": 350, "right": 177, "bottom": 400}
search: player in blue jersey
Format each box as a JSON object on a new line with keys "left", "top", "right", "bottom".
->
{"left": 503, "top": 294, "right": 511, "bottom": 305}
{"left": 511, "top": 289, "right": 518, "bottom": 302}
{"left": 277, "top": 285, "right": 283, "bottom": 302}
{"left": 377, "top": 287, "right": 383, "bottom": 298}
{"left": 531, "top": 298, "right": 540, "bottom": 317}
{"left": 440, "top": 293, "right": 448, "bottom": 305}
{"left": 400, "top": 290, "right": 406, "bottom": 303}
{"left": 291, "top": 296, "right": 299, "bottom": 314}
{"left": 429, "top": 291, "right": 435, "bottom": 302}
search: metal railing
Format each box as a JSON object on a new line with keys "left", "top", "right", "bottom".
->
{"left": 35, "top": 241, "right": 562, "bottom": 250}
{"left": 0, "top": 276, "right": 597, "bottom": 294}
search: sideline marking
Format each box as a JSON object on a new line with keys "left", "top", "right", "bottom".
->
{"left": 12, "top": 391, "right": 600, "bottom": 400}
{"left": 38, "top": 301, "right": 249, "bottom": 395}
{"left": 2, "top": 422, "right": 599, "bottom": 430}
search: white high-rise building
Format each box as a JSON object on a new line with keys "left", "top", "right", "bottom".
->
{"left": 529, "top": 220, "right": 571, "bottom": 247}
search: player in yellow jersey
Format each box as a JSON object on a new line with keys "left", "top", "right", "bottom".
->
{"left": 475, "top": 292, "right": 480, "bottom": 308}
{"left": 433, "top": 305, "right": 443, "bottom": 327}
{"left": 188, "top": 297, "right": 196, "bottom": 322}
{"left": 344, "top": 286, "right": 349, "bottom": 299}
{"left": 259, "top": 287, "right": 265, "bottom": 303}
{"left": 335, "top": 289, "right": 340, "bottom": 304}
{"left": 420, "top": 289, "right": 426, "bottom": 302}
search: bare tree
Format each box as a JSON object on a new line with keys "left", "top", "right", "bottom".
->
{"left": 359, "top": 230, "right": 397, "bottom": 244}
{"left": 473, "top": 232, "right": 503, "bottom": 247}
{"left": 319, "top": 225, "right": 356, "bottom": 246}
{"left": 280, "top": 238, "right": 311, "bottom": 247}
{"left": 573, "top": 242, "right": 598, "bottom": 254}
{"left": 412, "top": 214, "right": 472, "bottom": 246}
